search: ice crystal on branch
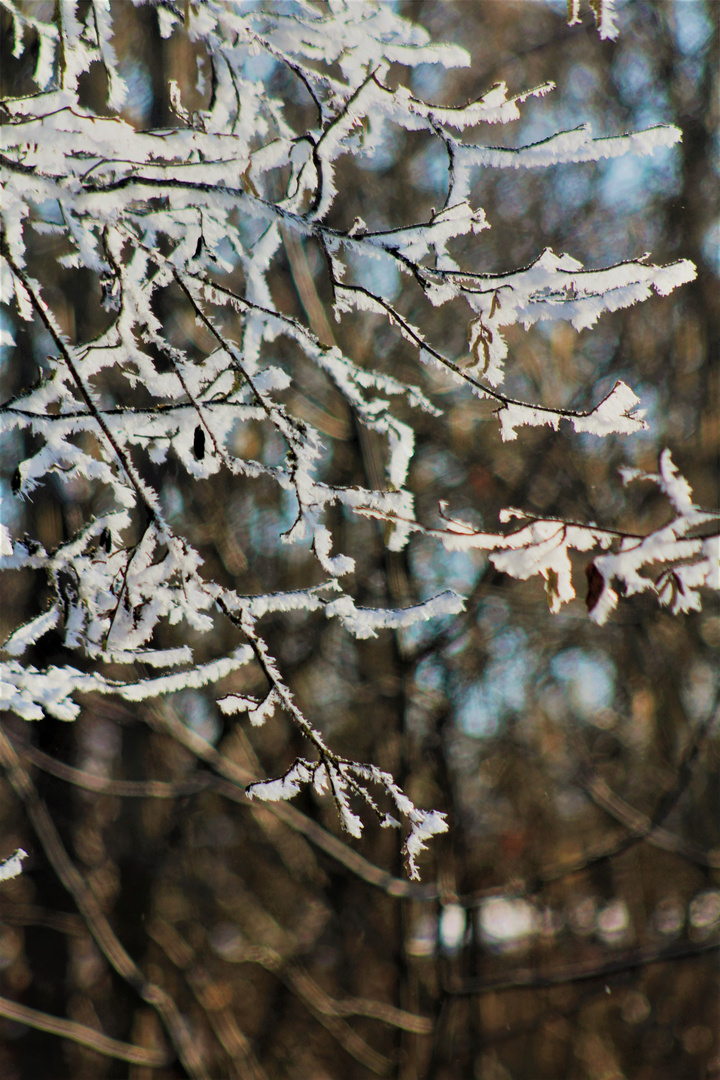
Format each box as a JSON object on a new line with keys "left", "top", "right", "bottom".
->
{"left": 0, "top": 0, "right": 715, "bottom": 876}
{"left": 0, "top": 847, "right": 28, "bottom": 883}
{"left": 359, "top": 452, "right": 718, "bottom": 622}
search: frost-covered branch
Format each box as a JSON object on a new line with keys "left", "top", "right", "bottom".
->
{"left": 0, "top": 0, "right": 713, "bottom": 876}
{"left": 359, "top": 451, "right": 719, "bottom": 621}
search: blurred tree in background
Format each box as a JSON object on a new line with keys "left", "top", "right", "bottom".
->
{"left": 0, "top": 2, "right": 718, "bottom": 1079}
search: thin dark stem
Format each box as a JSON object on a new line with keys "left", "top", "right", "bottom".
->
{"left": 0, "top": 231, "right": 159, "bottom": 525}
{"left": 446, "top": 939, "right": 720, "bottom": 996}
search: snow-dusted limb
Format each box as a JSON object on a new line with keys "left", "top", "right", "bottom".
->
{"left": 0, "top": 0, "right": 710, "bottom": 877}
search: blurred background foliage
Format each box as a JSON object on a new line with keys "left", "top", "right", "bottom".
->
{"left": 0, "top": 1, "right": 718, "bottom": 1078}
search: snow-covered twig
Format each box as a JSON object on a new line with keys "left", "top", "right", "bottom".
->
{"left": 0, "top": 0, "right": 711, "bottom": 877}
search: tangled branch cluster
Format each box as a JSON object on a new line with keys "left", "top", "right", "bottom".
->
{"left": 1, "top": 0, "right": 717, "bottom": 877}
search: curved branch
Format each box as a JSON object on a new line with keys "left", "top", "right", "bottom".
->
{"left": 0, "top": 994, "right": 170, "bottom": 1068}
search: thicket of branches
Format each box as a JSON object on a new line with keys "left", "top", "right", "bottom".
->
{"left": 0, "top": 2, "right": 718, "bottom": 1078}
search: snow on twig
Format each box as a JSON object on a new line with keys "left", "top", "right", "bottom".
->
{"left": 0, "top": 0, "right": 711, "bottom": 876}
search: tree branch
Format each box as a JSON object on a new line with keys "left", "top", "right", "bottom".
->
{"left": 0, "top": 993, "right": 170, "bottom": 1068}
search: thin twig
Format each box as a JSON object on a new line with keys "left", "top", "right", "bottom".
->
{"left": 581, "top": 772, "right": 720, "bottom": 868}
{"left": 0, "top": 993, "right": 170, "bottom": 1068}
{"left": 0, "top": 232, "right": 159, "bottom": 524}
{"left": 17, "top": 742, "right": 212, "bottom": 798}
{"left": 145, "top": 697, "right": 439, "bottom": 900}
{"left": 446, "top": 939, "right": 720, "bottom": 996}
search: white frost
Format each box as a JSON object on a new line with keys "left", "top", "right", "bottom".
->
{"left": 326, "top": 591, "right": 465, "bottom": 639}
{"left": 0, "top": 848, "right": 28, "bottom": 882}
{"left": 0, "top": 0, "right": 708, "bottom": 880}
